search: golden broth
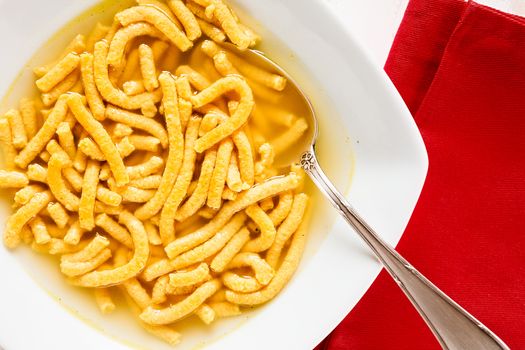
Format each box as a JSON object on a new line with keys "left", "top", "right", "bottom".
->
{"left": 0, "top": 0, "right": 354, "bottom": 348}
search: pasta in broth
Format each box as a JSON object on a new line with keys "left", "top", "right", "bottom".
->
{"left": 1, "top": 0, "right": 311, "bottom": 345}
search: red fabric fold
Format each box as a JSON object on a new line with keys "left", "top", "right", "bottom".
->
{"left": 318, "top": 1, "right": 525, "bottom": 349}
{"left": 385, "top": 0, "right": 467, "bottom": 115}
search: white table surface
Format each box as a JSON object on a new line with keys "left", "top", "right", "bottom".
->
{"left": 323, "top": 0, "right": 525, "bottom": 67}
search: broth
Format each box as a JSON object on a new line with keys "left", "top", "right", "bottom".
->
{"left": 0, "top": 0, "right": 354, "bottom": 348}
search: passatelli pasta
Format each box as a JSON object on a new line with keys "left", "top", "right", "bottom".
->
{"left": 1, "top": 0, "right": 310, "bottom": 345}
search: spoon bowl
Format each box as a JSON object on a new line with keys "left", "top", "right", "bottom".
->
{"left": 221, "top": 42, "right": 317, "bottom": 167}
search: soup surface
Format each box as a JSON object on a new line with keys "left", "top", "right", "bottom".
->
{"left": 0, "top": 0, "right": 353, "bottom": 348}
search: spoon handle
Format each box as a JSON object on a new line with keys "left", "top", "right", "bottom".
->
{"left": 300, "top": 149, "right": 509, "bottom": 350}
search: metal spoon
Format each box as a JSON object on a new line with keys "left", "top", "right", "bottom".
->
{"left": 223, "top": 43, "right": 510, "bottom": 350}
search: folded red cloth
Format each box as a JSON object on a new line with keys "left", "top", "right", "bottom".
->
{"left": 318, "top": 0, "right": 525, "bottom": 348}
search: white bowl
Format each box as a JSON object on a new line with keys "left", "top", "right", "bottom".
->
{"left": 0, "top": 0, "right": 428, "bottom": 349}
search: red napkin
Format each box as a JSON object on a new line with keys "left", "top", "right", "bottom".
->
{"left": 317, "top": 0, "right": 525, "bottom": 348}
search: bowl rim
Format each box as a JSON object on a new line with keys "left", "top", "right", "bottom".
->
{"left": 0, "top": 0, "right": 428, "bottom": 349}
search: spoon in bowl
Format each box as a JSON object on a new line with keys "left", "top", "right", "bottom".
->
{"left": 223, "top": 43, "right": 509, "bottom": 350}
